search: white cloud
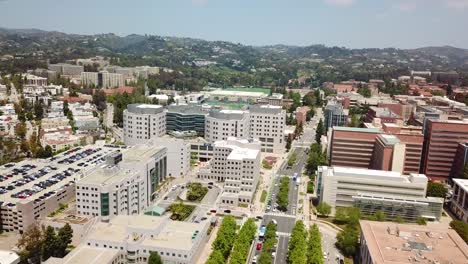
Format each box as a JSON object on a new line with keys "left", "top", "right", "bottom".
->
{"left": 324, "top": 0, "right": 355, "bottom": 7}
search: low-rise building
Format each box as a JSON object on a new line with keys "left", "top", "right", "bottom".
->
{"left": 316, "top": 166, "right": 443, "bottom": 221}
{"left": 359, "top": 220, "right": 468, "bottom": 264}
{"left": 166, "top": 105, "right": 207, "bottom": 136}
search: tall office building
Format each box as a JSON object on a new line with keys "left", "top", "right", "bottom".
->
{"left": 422, "top": 119, "right": 468, "bottom": 182}
{"left": 324, "top": 103, "right": 348, "bottom": 130}
{"left": 166, "top": 105, "right": 207, "bottom": 136}
{"left": 123, "top": 104, "right": 166, "bottom": 145}
{"left": 205, "top": 109, "right": 250, "bottom": 143}
{"left": 76, "top": 145, "right": 167, "bottom": 221}
{"left": 249, "top": 104, "right": 286, "bottom": 153}
{"left": 150, "top": 137, "right": 190, "bottom": 177}
{"left": 198, "top": 138, "right": 261, "bottom": 206}
{"left": 451, "top": 142, "right": 468, "bottom": 180}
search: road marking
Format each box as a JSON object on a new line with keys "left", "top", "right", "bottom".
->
{"left": 276, "top": 232, "right": 291, "bottom": 236}
{"left": 264, "top": 212, "right": 297, "bottom": 219}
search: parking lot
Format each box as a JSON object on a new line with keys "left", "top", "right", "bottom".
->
{"left": 0, "top": 146, "right": 115, "bottom": 206}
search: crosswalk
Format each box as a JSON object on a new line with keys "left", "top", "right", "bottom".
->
{"left": 265, "top": 212, "right": 297, "bottom": 219}
{"left": 276, "top": 232, "right": 291, "bottom": 236}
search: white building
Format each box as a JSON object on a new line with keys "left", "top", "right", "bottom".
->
{"left": 249, "top": 105, "right": 286, "bottom": 153}
{"left": 0, "top": 250, "right": 20, "bottom": 264}
{"left": 123, "top": 104, "right": 166, "bottom": 145}
{"left": 205, "top": 109, "right": 250, "bottom": 143}
{"left": 205, "top": 89, "right": 269, "bottom": 103}
{"left": 48, "top": 63, "right": 84, "bottom": 77}
{"left": 150, "top": 137, "right": 190, "bottom": 177}
{"left": 198, "top": 138, "right": 261, "bottom": 206}
{"left": 41, "top": 126, "right": 82, "bottom": 152}
{"left": 316, "top": 166, "right": 443, "bottom": 221}
{"left": 76, "top": 144, "right": 167, "bottom": 221}
{"left": 25, "top": 73, "right": 47, "bottom": 86}
{"left": 451, "top": 179, "right": 468, "bottom": 223}
{"left": 47, "top": 215, "right": 210, "bottom": 264}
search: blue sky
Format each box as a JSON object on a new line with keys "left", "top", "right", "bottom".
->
{"left": 0, "top": 0, "right": 467, "bottom": 49}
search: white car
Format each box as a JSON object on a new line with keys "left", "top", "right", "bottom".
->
{"left": 272, "top": 252, "right": 276, "bottom": 258}
{"left": 252, "top": 255, "right": 257, "bottom": 264}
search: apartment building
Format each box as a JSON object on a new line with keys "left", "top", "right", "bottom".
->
{"left": 451, "top": 179, "right": 468, "bottom": 223}
{"left": 359, "top": 221, "right": 468, "bottom": 264}
{"left": 81, "top": 71, "right": 124, "bottom": 88}
{"left": 422, "top": 119, "right": 468, "bottom": 182}
{"left": 45, "top": 215, "right": 210, "bottom": 264}
{"left": 324, "top": 103, "right": 348, "bottom": 130}
{"left": 205, "top": 109, "right": 250, "bottom": 143}
{"left": 198, "top": 138, "right": 261, "bottom": 206}
{"left": 166, "top": 105, "right": 207, "bottom": 136}
{"left": 249, "top": 105, "right": 286, "bottom": 153}
{"left": 76, "top": 145, "right": 166, "bottom": 222}
{"left": 48, "top": 63, "right": 84, "bottom": 77}
{"left": 316, "top": 166, "right": 443, "bottom": 221}
{"left": 123, "top": 104, "right": 166, "bottom": 146}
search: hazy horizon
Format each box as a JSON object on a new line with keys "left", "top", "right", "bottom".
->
{"left": 1, "top": 0, "right": 468, "bottom": 49}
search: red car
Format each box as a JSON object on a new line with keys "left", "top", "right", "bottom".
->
{"left": 256, "top": 242, "right": 262, "bottom": 250}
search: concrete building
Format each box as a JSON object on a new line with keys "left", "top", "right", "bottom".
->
{"left": 150, "top": 137, "right": 190, "bottom": 177}
{"left": 422, "top": 119, "right": 468, "bottom": 182}
{"left": 365, "top": 106, "right": 402, "bottom": 124}
{"left": 205, "top": 88, "right": 269, "bottom": 103}
{"left": 316, "top": 166, "right": 443, "bottom": 221}
{"left": 81, "top": 71, "right": 124, "bottom": 88}
{"left": 48, "top": 63, "right": 84, "bottom": 77}
{"left": 198, "top": 138, "right": 261, "bottom": 206}
{"left": 0, "top": 250, "right": 20, "bottom": 264}
{"left": 52, "top": 215, "right": 210, "bottom": 264}
{"left": 451, "top": 179, "right": 468, "bottom": 223}
{"left": 451, "top": 142, "right": 468, "bottom": 180}
{"left": 166, "top": 105, "right": 207, "bottom": 136}
{"left": 77, "top": 144, "right": 166, "bottom": 221}
{"left": 25, "top": 73, "right": 47, "bottom": 86}
{"left": 249, "top": 105, "right": 286, "bottom": 153}
{"left": 123, "top": 104, "right": 166, "bottom": 145}
{"left": 0, "top": 146, "right": 112, "bottom": 233}
{"left": 40, "top": 126, "right": 82, "bottom": 152}
{"left": 324, "top": 103, "right": 348, "bottom": 130}
{"left": 359, "top": 220, "right": 468, "bottom": 264}
{"left": 205, "top": 109, "right": 250, "bottom": 143}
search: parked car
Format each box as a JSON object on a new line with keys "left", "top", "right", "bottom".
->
{"left": 256, "top": 242, "right": 262, "bottom": 250}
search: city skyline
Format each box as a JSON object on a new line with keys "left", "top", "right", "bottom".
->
{"left": 0, "top": 0, "right": 468, "bottom": 49}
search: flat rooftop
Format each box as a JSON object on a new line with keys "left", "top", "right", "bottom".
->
{"left": 453, "top": 178, "right": 468, "bottom": 193}
{"left": 44, "top": 246, "right": 119, "bottom": 264}
{"left": 0, "top": 146, "right": 113, "bottom": 204}
{"left": 360, "top": 220, "right": 468, "bottom": 264}
{"left": 228, "top": 147, "right": 260, "bottom": 161}
{"left": 333, "top": 127, "right": 380, "bottom": 133}
{"left": 324, "top": 166, "right": 427, "bottom": 184}
{"left": 86, "top": 215, "right": 209, "bottom": 251}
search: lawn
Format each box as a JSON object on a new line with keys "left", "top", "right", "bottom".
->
{"left": 186, "top": 183, "right": 209, "bottom": 202}
{"left": 260, "top": 190, "right": 267, "bottom": 203}
{"left": 168, "top": 202, "right": 195, "bottom": 221}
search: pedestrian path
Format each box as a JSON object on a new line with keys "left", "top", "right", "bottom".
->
{"left": 265, "top": 212, "right": 297, "bottom": 219}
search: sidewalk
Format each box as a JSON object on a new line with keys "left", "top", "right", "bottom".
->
{"left": 196, "top": 224, "right": 219, "bottom": 264}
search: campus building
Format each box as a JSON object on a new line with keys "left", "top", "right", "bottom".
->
{"left": 205, "top": 109, "right": 250, "bottom": 143}
{"left": 359, "top": 221, "right": 468, "bottom": 264}
{"left": 123, "top": 104, "right": 166, "bottom": 145}
{"left": 81, "top": 71, "right": 124, "bottom": 88}
{"left": 324, "top": 103, "right": 348, "bottom": 130}
{"left": 422, "top": 119, "right": 468, "bottom": 182}
{"left": 150, "top": 137, "right": 190, "bottom": 178}
{"left": 166, "top": 105, "right": 207, "bottom": 136}
{"left": 451, "top": 179, "right": 468, "bottom": 223}
{"left": 198, "top": 138, "right": 261, "bottom": 206}
{"left": 249, "top": 104, "right": 286, "bottom": 153}
{"left": 316, "top": 166, "right": 443, "bottom": 221}
{"left": 45, "top": 215, "right": 210, "bottom": 264}
{"left": 76, "top": 145, "right": 167, "bottom": 221}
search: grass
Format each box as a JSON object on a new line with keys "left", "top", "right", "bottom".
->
{"left": 48, "top": 203, "right": 68, "bottom": 217}
{"left": 344, "top": 257, "right": 354, "bottom": 264}
{"left": 260, "top": 190, "right": 268, "bottom": 203}
{"left": 168, "top": 203, "right": 195, "bottom": 221}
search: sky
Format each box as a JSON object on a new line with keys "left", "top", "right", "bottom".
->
{"left": 0, "top": 0, "right": 468, "bottom": 49}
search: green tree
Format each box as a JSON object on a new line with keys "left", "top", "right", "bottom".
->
{"left": 336, "top": 226, "right": 359, "bottom": 257}
{"left": 315, "top": 119, "right": 324, "bottom": 144}
{"left": 316, "top": 202, "right": 331, "bottom": 217}
{"left": 209, "top": 216, "right": 237, "bottom": 260}
{"left": 416, "top": 217, "right": 427, "bottom": 225}
{"left": 92, "top": 89, "right": 107, "bottom": 111}
{"left": 395, "top": 215, "right": 405, "bottom": 224}
{"left": 41, "top": 226, "right": 57, "bottom": 261}
{"left": 55, "top": 223, "right": 73, "bottom": 257}
{"left": 17, "top": 223, "right": 43, "bottom": 264}
{"left": 308, "top": 224, "right": 324, "bottom": 264}
{"left": 148, "top": 251, "right": 163, "bottom": 264}
{"left": 33, "top": 102, "right": 44, "bottom": 120}
{"left": 16, "top": 122, "right": 27, "bottom": 139}
{"left": 288, "top": 220, "right": 307, "bottom": 264}
{"left": 286, "top": 136, "right": 292, "bottom": 151}
{"left": 63, "top": 100, "right": 69, "bottom": 116}
{"left": 371, "top": 211, "right": 386, "bottom": 222}
{"left": 450, "top": 220, "right": 468, "bottom": 243}
{"left": 426, "top": 182, "right": 447, "bottom": 198}
{"left": 462, "top": 163, "right": 468, "bottom": 179}
{"left": 44, "top": 145, "right": 53, "bottom": 158}
{"left": 229, "top": 219, "right": 256, "bottom": 264}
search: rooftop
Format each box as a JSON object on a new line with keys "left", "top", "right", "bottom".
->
{"left": 322, "top": 166, "right": 427, "bottom": 184}
{"left": 360, "top": 220, "right": 468, "bottom": 264}
{"left": 453, "top": 178, "right": 468, "bottom": 193}
{"left": 44, "top": 246, "right": 119, "bottom": 264}
{"left": 333, "top": 127, "right": 380, "bottom": 133}
{"left": 126, "top": 103, "right": 164, "bottom": 114}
